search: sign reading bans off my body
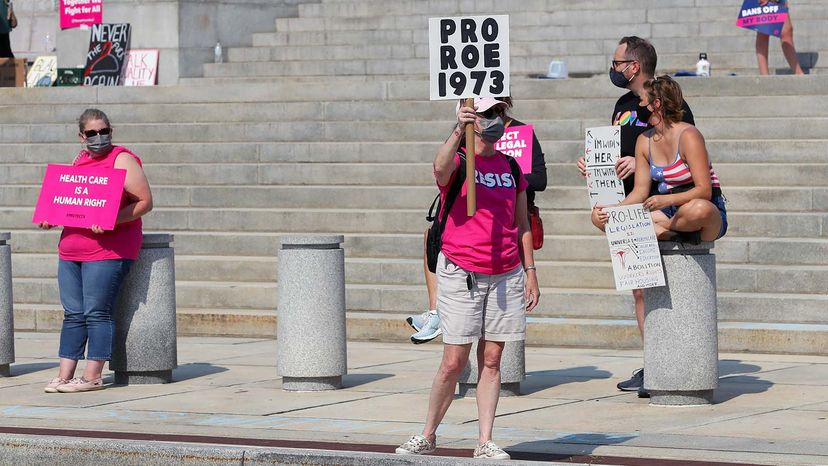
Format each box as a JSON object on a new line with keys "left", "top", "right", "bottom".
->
{"left": 428, "top": 15, "right": 510, "bottom": 100}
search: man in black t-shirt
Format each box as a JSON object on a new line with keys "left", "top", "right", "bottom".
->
{"left": 577, "top": 36, "right": 695, "bottom": 398}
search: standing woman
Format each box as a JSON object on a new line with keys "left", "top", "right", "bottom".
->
{"left": 0, "top": 0, "right": 16, "bottom": 58}
{"left": 39, "top": 109, "right": 153, "bottom": 393}
{"left": 755, "top": 0, "right": 805, "bottom": 75}
{"left": 396, "top": 98, "right": 540, "bottom": 459}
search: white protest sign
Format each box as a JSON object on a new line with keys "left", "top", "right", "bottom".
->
{"left": 26, "top": 56, "right": 58, "bottom": 87}
{"left": 123, "top": 49, "right": 159, "bottom": 86}
{"left": 584, "top": 126, "right": 625, "bottom": 208}
{"left": 604, "top": 204, "right": 665, "bottom": 291}
{"left": 428, "top": 15, "right": 509, "bottom": 100}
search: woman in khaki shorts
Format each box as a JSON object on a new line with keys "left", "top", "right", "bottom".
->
{"left": 395, "top": 98, "right": 540, "bottom": 460}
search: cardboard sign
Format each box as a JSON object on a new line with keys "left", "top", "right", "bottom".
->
{"left": 585, "top": 126, "right": 625, "bottom": 207}
{"left": 0, "top": 58, "right": 26, "bottom": 88}
{"left": 736, "top": 0, "right": 788, "bottom": 37}
{"left": 428, "top": 15, "right": 509, "bottom": 100}
{"left": 26, "top": 56, "right": 58, "bottom": 87}
{"left": 84, "top": 23, "right": 131, "bottom": 86}
{"left": 60, "top": 0, "right": 102, "bottom": 30}
{"left": 123, "top": 49, "right": 159, "bottom": 86}
{"left": 33, "top": 165, "right": 126, "bottom": 230}
{"left": 495, "top": 124, "right": 533, "bottom": 174}
{"left": 604, "top": 204, "right": 665, "bottom": 291}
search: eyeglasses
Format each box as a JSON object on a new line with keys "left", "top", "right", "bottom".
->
{"left": 611, "top": 60, "right": 636, "bottom": 68}
{"left": 82, "top": 128, "right": 111, "bottom": 138}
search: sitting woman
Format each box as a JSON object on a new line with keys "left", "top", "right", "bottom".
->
{"left": 593, "top": 75, "right": 727, "bottom": 243}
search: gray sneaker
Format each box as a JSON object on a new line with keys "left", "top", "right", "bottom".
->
{"left": 617, "top": 368, "right": 643, "bottom": 391}
{"left": 406, "top": 310, "right": 433, "bottom": 332}
{"left": 396, "top": 434, "right": 436, "bottom": 455}
{"left": 474, "top": 441, "right": 510, "bottom": 460}
{"left": 410, "top": 312, "right": 442, "bottom": 344}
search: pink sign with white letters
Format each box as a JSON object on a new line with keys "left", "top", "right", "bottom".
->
{"left": 495, "top": 124, "right": 533, "bottom": 174}
{"left": 32, "top": 164, "right": 126, "bottom": 230}
{"left": 60, "top": 0, "right": 103, "bottom": 30}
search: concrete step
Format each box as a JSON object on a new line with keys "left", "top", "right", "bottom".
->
{"left": 4, "top": 184, "right": 827, "bottom": 213}
{"left": 3, "top": 207, "right": 827, "bottom": 238}
{"left": 13, "top": 252, "right": 828, "bottom": 295}
{"left": 6, "top": 229, "right": 828, "bottom": 266}
{"left": 4, "top": 139, "right": 828, "bottom": 166}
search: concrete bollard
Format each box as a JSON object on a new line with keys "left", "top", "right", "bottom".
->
{"left": 111, "top": 234, "right": 178, "bottom": 384}
{"left": 644, "top": 241, "right": 718, "bottom": 406}
{"left": 459, "top": 340, "right": 524, "bottom": 397}
{"left": 0, "top": 233, "right": 14, "bottom": 377}
{"left": 277, "top": 235, "right": 346, "bottom": 391}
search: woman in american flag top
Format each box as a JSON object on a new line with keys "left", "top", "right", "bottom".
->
{"left": 592, "top": 75, "right": 727, "bottom": 244}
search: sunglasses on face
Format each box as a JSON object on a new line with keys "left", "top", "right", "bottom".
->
{"left": 82, "top": 128, "right": 112, "bottom": 138}
{"left": 479, "top": 108, "right": 500, "bottom": 119}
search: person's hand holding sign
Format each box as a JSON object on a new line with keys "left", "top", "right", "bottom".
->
{"left": 90, "top": 224, "right": 105, "bottom": 234}
{"left": 615, "top": 156, "right": 636, "bottom": 180}
{"left": 591, "top": 205, "right": 611, "bottom": 230}
{"left": 456, "top": 101, "right": 477, "bottom": 129}
{"left": 37, "top": 221, "right": 54, "bottom": 230}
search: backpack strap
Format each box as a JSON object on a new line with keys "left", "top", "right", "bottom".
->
{"left": 506, "top": 155, "right": 522, "bottom": 192}
{"left": 438, "top": 153, "right": 467, "bottom": 229}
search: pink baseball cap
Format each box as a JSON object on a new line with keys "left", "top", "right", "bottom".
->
{"left": 455, "top": 97, "right": 508, "bottom": 116}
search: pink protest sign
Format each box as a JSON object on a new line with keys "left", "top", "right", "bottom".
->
{"left": 33, "top": 164, "right": 126, "bottom": 230}
{"left": 495, "top": 124, "right": 533, "bottom": 174}
{"left": 60, "top": 0, "right": 103, "bottom": 30}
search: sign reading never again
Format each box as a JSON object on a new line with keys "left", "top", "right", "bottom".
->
{"left": 428, "top": 15, "right": 510, "bottom": 100}
{"left": 84, "top": 23, "right": 131, "bottom": 86}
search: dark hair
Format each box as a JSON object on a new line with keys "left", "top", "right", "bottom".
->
{"left": 78, "top": 108, "right": 111, "bottom": 132}
{"left": 493, "top": 97, "right": 512, "bottom": 119}
{"left": 619, "top": 36, "right": 657, "bottom": 77}
{"left": 643, "top": 75, "right": 685, "bottom": 126}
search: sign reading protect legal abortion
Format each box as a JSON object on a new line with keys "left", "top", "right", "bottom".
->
{"left": 428, "top": 15, "right": 509, "bottom": 100}
{"left": 495, "top": 124, "right": 533, "bottom": 174}
{"left": 604, "top": 204, "right": 665, "bottom": 291}
{"left": 585, "top": 126, "right": 625, "bottom": 208}
{"left": 60, "top": 0, "right": 102, "bottom": 30}
{"left": 33, "top": 165, "right": 126, "bottom": 230}
{"left": 737, "top": 0, "right": 788, "bottom": 37}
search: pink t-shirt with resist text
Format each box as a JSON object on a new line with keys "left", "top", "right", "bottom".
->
{"left": 439, "top": 151, "right": 527, "bottom": 275}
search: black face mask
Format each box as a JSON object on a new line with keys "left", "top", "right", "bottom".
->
{"left": 609, "top": 63, "right": 635, "bottom": 89}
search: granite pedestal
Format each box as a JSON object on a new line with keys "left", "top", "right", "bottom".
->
{"left": 0, "top": 233, "right": 13, "bottom": 377}
{"left": 277, "top": 235, "right": 347, "bottom": 391}
{"left": 459, "top": 340, "right": 525, "bottom": 397}
{"left": 644, "top": 241, "right": 718, "bottom": 406}
{"left": 111, "top": 234, "right": 178, "bottom": 384}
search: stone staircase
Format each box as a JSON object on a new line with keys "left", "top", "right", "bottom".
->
{"left": 2, "top": 0, "right": 828, "bottom": 354}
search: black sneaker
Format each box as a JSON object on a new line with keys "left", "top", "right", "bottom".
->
{"left": 617, "top": 368, "right": 643, "bottom": 391}
{"left": 637, "top": 386, "right": 650, "bottom": 398}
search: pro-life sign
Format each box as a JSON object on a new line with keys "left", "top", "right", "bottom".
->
{"left": 585, "top": 126, "right": 625, "bottom": 208}
{"left": 428, "top": 15, "right": 509, "bottom": 100}
{"left": 33, "top": 165, "right": 126, "bottom": 230}
{"left": 604, "top": 204, "right": 665, "bottom": 291}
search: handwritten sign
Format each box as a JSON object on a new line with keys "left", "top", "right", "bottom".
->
{"left": 736, "top": 0, "right": 788, "bottom": 37}
{"left": 84, "top": 23, "right": 131, "bottom": 86}
{"left": 33, "top": 165, "right": 126, "bottom": 230}
{"left": 60, "top": 0, "right": 102, "bottom": 30}
{"left": 495, "top": 124, "right": 533, "bottom": 174}
{"left": 26, "top": 56, "right": 58, "bottom": 87}
{"left": 123, "top": 49, "right": 159, "bottom": 86}
{"left": 428, "top": 15, "right": 509, "bottom": 100}
{"left": 604, "top": 204, "right": 665, "bottom": 291}
{"left": 585, "top": 126, "right": 625, "bottom": 207}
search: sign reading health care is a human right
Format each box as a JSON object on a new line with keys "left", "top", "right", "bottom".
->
{"left": 60, "top": 0, "right": 102, "bottom": 30}
{"left": 33, "top": 165, "right": 126, "bottom": 230}
{"left": 428, "top": 15, "right": 509, "bottom": 100}
{"left": 737, "top": 0, "right": 788, "bottom": 37}
{"left": 495, "top": 124, "right": 533, "bottom": 174}
{"left": 604, "top": 204, "right": 665, "bottom": 291}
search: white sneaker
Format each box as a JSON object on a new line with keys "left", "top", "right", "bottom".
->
{"left": 395, "top": 434, "right": 436, "bottom": 455}
{"left": 410, "top": 312, "right": 442, "bottom": 344}
{"left": 474, "top": 441, "right": 510, "bottom": 460}
{"left": 405, "top": 310, "right": 433, "bottom": 332}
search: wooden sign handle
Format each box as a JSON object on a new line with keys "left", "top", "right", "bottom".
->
{"left": 464, "top": 97, "right": 476, "bottom": 216}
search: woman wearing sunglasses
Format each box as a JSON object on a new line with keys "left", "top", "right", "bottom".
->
{"left": 396, "top": 98, "right": 539, "bottom": 460}
{"left": 38, "top": 109, "right": 153, "bottom": 393}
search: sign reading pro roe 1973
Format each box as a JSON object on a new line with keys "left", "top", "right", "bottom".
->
{"left": 428, "top": 15, "right": 509, "bottom": 100}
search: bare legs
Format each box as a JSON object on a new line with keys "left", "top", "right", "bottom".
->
{"left": 756, "top": 16, "right": 805, "bottom": 75}
{"left": 651, "top": 199, "right": 723, "bottom": 242}
{"left": 421, "top": 340, "right": 505, "bottom": 445}
{"left": 58, "top": 358, "right": 105, "bottom": 381}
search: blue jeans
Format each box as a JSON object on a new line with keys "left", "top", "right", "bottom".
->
{"left": 58, "top": 259, "right": 133, "bottom": 361}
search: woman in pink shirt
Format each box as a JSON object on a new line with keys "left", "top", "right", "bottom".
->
{"left": 396, "top": 98, "right": 540, "bottom": 460}
{"left": 38, "top": 109, "right": 153, "bottom": 393}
